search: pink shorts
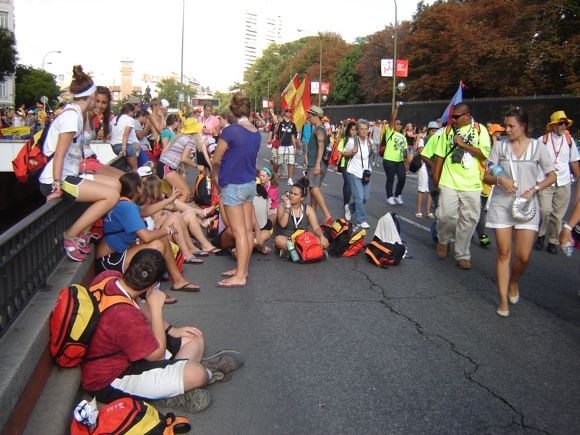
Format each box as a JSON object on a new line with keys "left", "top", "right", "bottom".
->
{"left": 81, "top": 157, "right": 103, "bottom": 173}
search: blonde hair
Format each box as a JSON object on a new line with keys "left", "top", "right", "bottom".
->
{"left": 142, "top": 175, "right": 163, "bottom": 203}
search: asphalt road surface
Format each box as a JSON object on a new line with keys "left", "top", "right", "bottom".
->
{"left": 160, "top": 134, "right": 580, "bottom": 434}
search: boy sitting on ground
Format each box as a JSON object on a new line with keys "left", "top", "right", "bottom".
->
{"left": 81, "top": 249, "right": 244, "bottom": 413}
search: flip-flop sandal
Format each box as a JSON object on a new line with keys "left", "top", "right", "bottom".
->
{"left": 170, "top": 283, "right": 201, "bottom": 292}
{"left": 254, "top": 245, "right": 272, "bottom": 255}
{"left": 193, "top": 250, "right": 209, "bottom": 257}
{"left": 164, "top": 295, "right": 178, "bottom": 304}
{"left": 203, "top": 247, "right": 221, "bottom": 254}
{"left": 217, "top": 280, "right": 246, "bottom": 288}
{"left": 184, "top": 256, "right": 203, "bottom": 264}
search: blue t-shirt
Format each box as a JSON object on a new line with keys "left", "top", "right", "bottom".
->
{"left": 218, "top": 124, "right": 261, "bottom": 187}
{"left": 103, "top": 200, "right": 146, "bottom": 253}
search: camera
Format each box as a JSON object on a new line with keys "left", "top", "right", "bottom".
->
{"left": 451, "top": 147, "right": 465, "bottom": 164}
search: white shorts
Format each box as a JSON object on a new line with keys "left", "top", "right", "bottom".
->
{"left": 417, "top": 164, "right": 429, "bottom": 193}
{"left": 274, "top": 146, "right": 295, "bottom": 165}
{"left": 486, "top": 222, "right": 538, "bottom": 231}
{"left": 109, "top": 359, "right": 187, "bottom": 400}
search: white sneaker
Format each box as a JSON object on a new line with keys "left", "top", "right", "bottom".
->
{"left": 287, "top": 178, "right": 294, "bottom": 186}
{"left": 395, "top": 196, "right": 404, "bottom": 205}
{"left": 386, "top": 197, "right": 396, "bottom": 205}
{"left": 360, "top": 222, "right": 370, "bottom": 229}
{"left": 344, "top": 204, "right": 351, "bottom": 220}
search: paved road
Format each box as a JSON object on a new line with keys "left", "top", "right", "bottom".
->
{"left": 160, "top": 135, "right": 580, "bottom": 434}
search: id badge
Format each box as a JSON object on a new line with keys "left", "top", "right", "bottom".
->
{"left": 462, "top": 152, "right": 473, "bottom": 169}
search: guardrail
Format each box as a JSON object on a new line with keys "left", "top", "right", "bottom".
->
{"left": 0, "top": 153, "right": 124, "bottom": 339}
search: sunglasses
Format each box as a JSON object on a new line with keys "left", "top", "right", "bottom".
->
{"left": 451, "top": 113, "right": 468, "bottom": 120}
{"left": 558, "top": 121, "right": 569, "bottom": 126}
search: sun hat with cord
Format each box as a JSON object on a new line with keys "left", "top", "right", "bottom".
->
{"left": 307, "top": 105, "right": 324, "bottom": 117}
{"left": 181, "top": 117, "right": 203, "bottom": 134}
{"left": 546, "top": 110, "right": 573, "bottom": 131}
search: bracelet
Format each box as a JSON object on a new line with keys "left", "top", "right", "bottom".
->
{"left": 165, "top": 325, "right": 173, "bottom": 333}
{"left": 563, "top": 223, "right": 573, "bottom": 231}
{"left": 52, "top": 179, "right": 62, "bottom": 189}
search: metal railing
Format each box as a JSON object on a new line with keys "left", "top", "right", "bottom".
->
{"left": 0, "top": 156, "right": 124, "bottom": 339}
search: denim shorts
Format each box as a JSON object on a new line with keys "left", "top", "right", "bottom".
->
{"left": 221, "top": 181, "right": 256, "bottom": 206}
{"left": 112, "top": 143, "right": 138, "bottom": 157}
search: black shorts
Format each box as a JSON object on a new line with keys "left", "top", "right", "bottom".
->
{"left": 196, "top": 150, "right": 209, "bottom": 168}
{"left": 95, "top": 251, "right": 127, "bottom": 275}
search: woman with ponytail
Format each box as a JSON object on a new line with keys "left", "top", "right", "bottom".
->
{"left": 39, "top": 65, "right": 120, "bottom": 262}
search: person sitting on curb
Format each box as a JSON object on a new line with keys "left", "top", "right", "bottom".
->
{"left": 274, "top": 177, "right": 329, "bottom": 257}
{"left": 95, "top": 172, "right": 199, "bottom": 293}
{"left": 81, "top": 249, "right": 244, "bottom": 413}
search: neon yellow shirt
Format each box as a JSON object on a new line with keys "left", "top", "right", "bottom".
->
{"left": 420, "top": 133, "right": 438, "bottom": 160}
{"left": 337, "top": 137, "right": 348, "bottom": 168}
{"left": 382, "top": 125, "right": 407, "bottom": 162}
{"left": 434, "top": 123, "right": 491, "bottom": 191}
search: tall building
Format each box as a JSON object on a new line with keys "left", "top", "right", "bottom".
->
{"left": 0, "top": 0, "right": 15, "bottom": 106}
{"left": 242, "top": 11, "right": 283, "bottom": 72}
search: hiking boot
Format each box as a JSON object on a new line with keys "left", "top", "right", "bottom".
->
{"left": 64, "top": 236, "right": 87, "bottom": 262}
{"left": 547, "top": 243, "right": 558, "bottom": 254}
{"left": 533, "top": 235, "right": 545, "bottom": 251}
{"left": 154, "top": 388, "right": 212, "bottom": 414}
{"left": 479, "top": 234, "right": 491, "bottom": 248}
{"left": 202, "top": 350, "right": 244, "bottom": 375}
{"left": 456, "top": 259, "right": 472, "bottom": 270}
{"left": 436, "top": 242, "right": 448, "bottom": 259}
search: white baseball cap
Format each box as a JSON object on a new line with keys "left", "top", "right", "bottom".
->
{"left": 160, "top": 99, "right": 170, "bottom": 108}
{"left": 137, "top": 166, "right": 153, "bottom": 177}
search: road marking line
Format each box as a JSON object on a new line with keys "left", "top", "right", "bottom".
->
{"left": 397, "top": 215, "right": 430, "bottom": 232}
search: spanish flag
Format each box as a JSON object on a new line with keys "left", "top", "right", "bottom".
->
{"left": 291, "top": 76, "right": 311, "bottom": 133}
{"left": 280, "top": 74, "right": 300, "bottom": 110}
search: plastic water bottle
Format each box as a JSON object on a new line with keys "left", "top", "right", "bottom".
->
{"left": 562, "top": 242, "right": 574, "bottom": 257}
{"left": 287, "top": 240, "right": 299, "bottom": 263}
{"left": 489, "top": 163, "right": 508, "bottom": 178}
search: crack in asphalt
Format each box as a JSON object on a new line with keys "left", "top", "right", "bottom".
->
{"left": 352, "top": 261, "right": 550, "bottom": 434}
{"left": 171, "top": 299, "right": 382, "bottom": 308}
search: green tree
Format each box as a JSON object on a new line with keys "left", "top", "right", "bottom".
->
{"left": 213, "top": 90, "right": 232, "bottom": 114}
{"left": 155, "top": 78, "right": 197, "bottom": 108}
{"left": 15, "top": 65, "right": 60, "bottom": 108}
{"left": 333, "top": 45, "right": 362, "bottom": 104}
{"left": 0, "top": 28, "right": 17, "bottom": 81}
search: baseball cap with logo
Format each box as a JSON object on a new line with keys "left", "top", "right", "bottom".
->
{"left": 137, "top": 166, "right": 153, "bottom": 177}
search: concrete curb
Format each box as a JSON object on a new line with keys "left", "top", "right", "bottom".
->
{"left": 0, "top": 253, "right": 93, "bottom": 434}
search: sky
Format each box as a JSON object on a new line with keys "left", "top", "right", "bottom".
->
{"left": 13, "top": 0, "right": 429, "bottom": 93}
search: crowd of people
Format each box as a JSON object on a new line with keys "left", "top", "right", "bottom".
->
{"left": 33, "top": 64, "right": 579, "bottom": 414}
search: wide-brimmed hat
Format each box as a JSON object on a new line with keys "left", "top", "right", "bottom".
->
{"left": 488, "top": 124, "right": 505, "bottom": 135}
{"left": 181, "top": 117, "right": 202, "bottom": 134}
{"left": 547, "top": 110, "right": 573, "bottom": 130}
{"left": 307, "top": 105, "right": 323, "bottom": 117}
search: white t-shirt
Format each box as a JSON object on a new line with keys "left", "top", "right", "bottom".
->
{"left": 134, "top": 118, "right": 149, "bottom": 150}
{"left": 346, "top": 136, "right": 372, "bottom": 179}
{"left": 536, "top": 132, "right": 579, "bottom": 186}
{"left": 39, "top": 104, "right": 84, "bottom": 184}
{"left": 110, "top": 114, "right": 135, "bottom": 145}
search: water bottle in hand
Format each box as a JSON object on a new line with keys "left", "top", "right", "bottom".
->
{"left": 489, "top": 163, "right": 508, "bottom": 178}
{"left": 562, "top": 242, "right": 574, "bottom": 257}
{"left": 287, "top": 240, "right": 299, "bottom": 263}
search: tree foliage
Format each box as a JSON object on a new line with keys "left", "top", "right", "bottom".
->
{"left": 15, "top": 65, "right": 60, "bottom": 108}
{"left": 155, "top": 78, "right": 197, "bottom": 108}
{"left": 245, "top": 0, "right": 579, "bottom": 105}
{"left": 0, "top": 28, "right": 17, "bottom": 81}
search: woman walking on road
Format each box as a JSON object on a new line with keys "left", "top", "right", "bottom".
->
{"left": 483, "top": 107, "right": 556, "bottom": 317}
{"left": 212, "top": 92, "right": 261, "bottom": 288}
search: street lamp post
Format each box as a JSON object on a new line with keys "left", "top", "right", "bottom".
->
{"left": 318, "top": 34, "right": 323, "bottom": 106}
{"left": 180, "top": 0, "right": 185, "bottom": 87}
{"left": 391, "top": 0, "right": 398, "bottom": 115}
{"left": 41, "top": 50, "right": 61, "bottom": 70}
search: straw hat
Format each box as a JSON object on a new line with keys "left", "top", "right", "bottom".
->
{"left": 546, "top": 110, "right": 573, "bottom": 130}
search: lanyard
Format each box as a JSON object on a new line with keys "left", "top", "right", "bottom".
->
{"left": 548, "top": 133, "right": 565, "bottom": 164}
{"left": 358, "top": 137, "right": 369, "bottom": 170}
{"left": 291, "top": 205, "right": 304, "bottom": 228}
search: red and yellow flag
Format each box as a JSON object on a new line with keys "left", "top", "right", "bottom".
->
{"left": 292, "top": 76, "right": 311, "bottom": 133}
{"left": 280, "top": 74, "right": 300, "bottom": 110}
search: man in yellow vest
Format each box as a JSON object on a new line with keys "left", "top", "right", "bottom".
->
{"left": 381, "top": 101, "right": 408, "bottom": 205}
{"left": 432, "top": 103, "right": 491, "bottom": 269}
